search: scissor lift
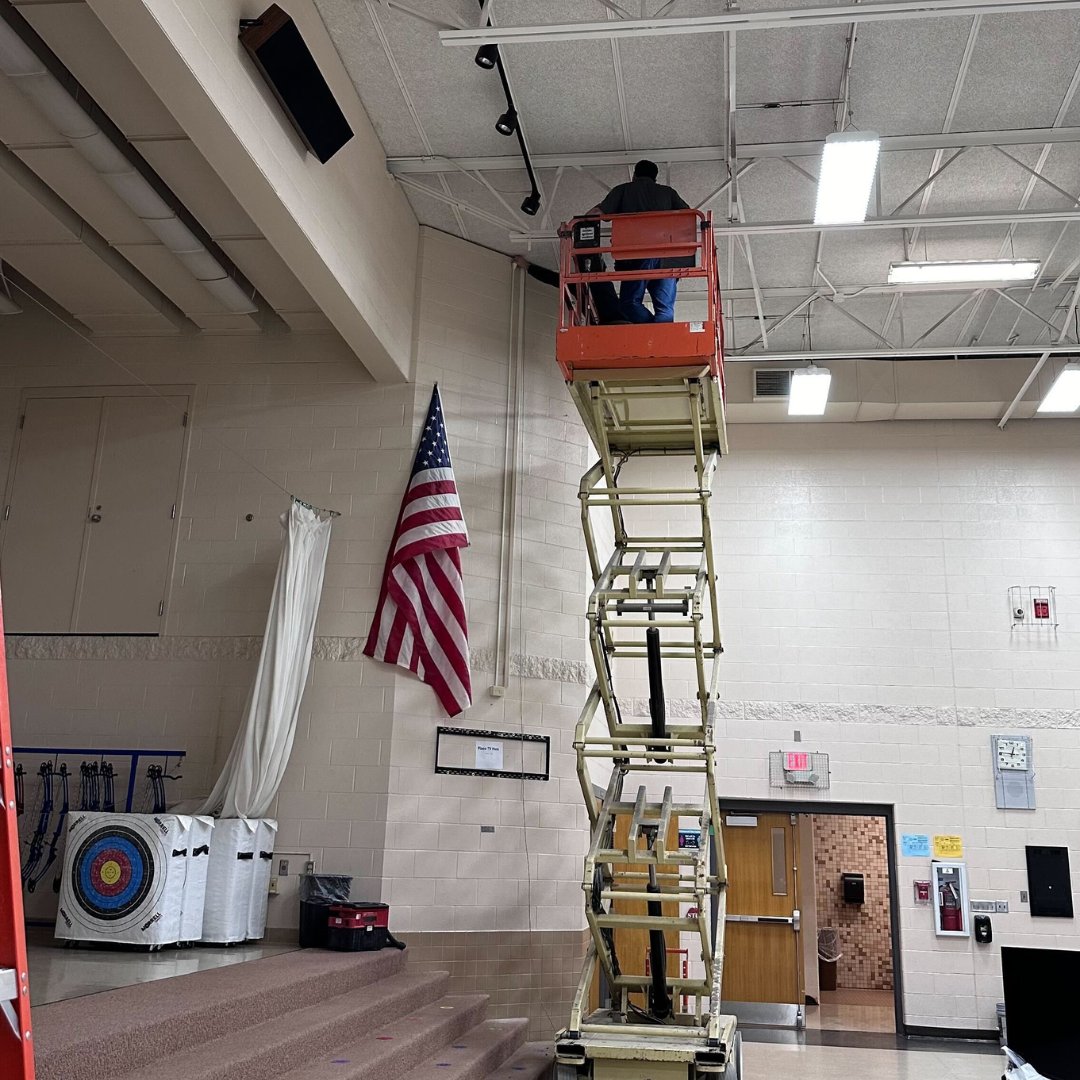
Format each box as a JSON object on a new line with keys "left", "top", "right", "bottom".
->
{"left": 552, "top": 210, "right": 739, "bottom": 1079}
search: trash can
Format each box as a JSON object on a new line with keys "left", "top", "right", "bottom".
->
{"left": 298, "top": 874, "right": 352, "bottom": 948}
{"left": 817, "top": 927, "right": 841, "bottom": 992}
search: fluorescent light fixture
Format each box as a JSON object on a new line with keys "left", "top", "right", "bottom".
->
{"left": 814, "top": 131, "right": 880, "bottom": 225}
{"left": 1037, "top": 362, "right": 1080, "bottom": 414}
{"left": 889, "top": 259, "right": 1040, "bottom": 285}
{"left": 788, "top": 364, "right": 831, "bottom": 416}
{"left": 0, "top": 19, "right": 258, "bottom": 315}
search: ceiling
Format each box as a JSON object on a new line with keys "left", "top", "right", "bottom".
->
{"left": 315, "top": 0, "right": 1080, "bottom": 365}
{"left": 0, "top": 0, "right": 331, "bottom": 336}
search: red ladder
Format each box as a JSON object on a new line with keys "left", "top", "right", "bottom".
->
{"left": 0, "top": 582, "right": 34, "bottom": 1079}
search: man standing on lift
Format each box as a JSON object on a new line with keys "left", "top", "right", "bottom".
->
{"left": 587, "top": 159, "right": 690, "bottom": 324}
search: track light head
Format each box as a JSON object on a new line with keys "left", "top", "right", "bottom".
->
{"left": 474, "top": 44, "right": 498, "bottom": 69}
{"left": 521, "top": 191, "right": 541, "bottom": 216}
{"left": 495, "top": 109, "right": 518, "bottom": 137}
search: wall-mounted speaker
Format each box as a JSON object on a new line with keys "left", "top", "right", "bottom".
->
{"left": 239, "top": 5, "right": 353, "bottom": 163}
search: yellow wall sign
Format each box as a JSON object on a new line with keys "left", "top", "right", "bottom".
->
{"left": 933, "top": 835, "right": 963, "bottom": 859}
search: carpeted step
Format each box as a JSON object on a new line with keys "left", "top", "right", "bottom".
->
{"left": 274, "top": 993, "right": 490, "bottom": 1080}
{"left": 34, "top": 948, "right": 408, "bottom": 1080}
{"left": 484, "top": 1041, "right": 555, "bottom": 1080}
{"left": 398, "top": 1017, "right": 527, "bottom": 1080}
{"left": 117, "top": 970, "right": 451, "bottom": 1080}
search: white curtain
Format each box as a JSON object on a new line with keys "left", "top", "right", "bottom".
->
{"left": 200, "top": 501, "right": 333, "bottom": 818}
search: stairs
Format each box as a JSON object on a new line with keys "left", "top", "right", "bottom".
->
{"left": 31, "top": 949, "right": 553, "bottom": 1080}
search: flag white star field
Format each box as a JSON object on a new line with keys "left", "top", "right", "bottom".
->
{"left": 364, "top": 386, "right": 472, "bottom": 715}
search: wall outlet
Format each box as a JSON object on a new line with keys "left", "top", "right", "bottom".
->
{"left": 1020, "top": 890, "right": 1029, "bottom": 904}
{"left": 304, "top": 860, "right": 315, "bottom": 875}
{"left": 480, "top": 825, "right": 495, "bottom": 834}
{"left": 278, "top": 859, "right": 290, "bottom": 876}
{"left": 995, "top": 900, "right": 1009, "bottom": 914}
{"left": 268, "top": 876, "right": 279, "bottom": 895}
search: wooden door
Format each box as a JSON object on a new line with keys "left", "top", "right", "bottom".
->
{"left": 721, "top": 812, "right": 802, "bottom": 1004}
{"left": 605, "top": 810, "right": 680, "bottom": 1010}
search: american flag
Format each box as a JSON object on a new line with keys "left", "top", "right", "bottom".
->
{"left": 364, "top": 386, "right": 472, "bottom": 715}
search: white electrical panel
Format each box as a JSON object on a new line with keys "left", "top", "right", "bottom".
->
{"left": 991, "top": 734, "right": 1036, "bottom": 810}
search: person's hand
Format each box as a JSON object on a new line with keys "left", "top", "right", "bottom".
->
{"left": 511, "top": 255, "right": 530, "bottom": 269}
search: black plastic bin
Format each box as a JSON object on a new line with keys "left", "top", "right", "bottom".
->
{"left": 298, "top": 874, "right": 352, "bottom": 949}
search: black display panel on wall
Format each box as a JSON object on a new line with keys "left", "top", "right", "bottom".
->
{"left": 1002, "top": 946, "right": 1079, "bottom": 1079}
{"left": 1026, "top": 846, "right": 1074, "bottom": 918}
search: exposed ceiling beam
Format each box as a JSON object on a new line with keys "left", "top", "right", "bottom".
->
{"left": 728, "top": 343, "right": 1080, "bottom": 363}
{"left": 439, "top": 1, "right": 1080, "bottom": 47}
{"left": 385, "top": 127, "right": 1080, "bottom": 173}
{"left": 511, "top": 207, "right": 1080, "bottom": 242}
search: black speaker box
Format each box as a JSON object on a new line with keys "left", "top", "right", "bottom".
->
{"left": 239, "top": 5, "right": 353, "bottom": 163}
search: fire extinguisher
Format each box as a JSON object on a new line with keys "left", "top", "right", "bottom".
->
{"left": 939, "top": 880, "right": 962, "bottom": 931}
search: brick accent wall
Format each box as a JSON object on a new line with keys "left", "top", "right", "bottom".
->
{"left": 812, "top": 814, "right": 893, "bottom": 991}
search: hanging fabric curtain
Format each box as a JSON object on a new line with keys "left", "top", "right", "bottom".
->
{"left": 200, "top": 500, "right": 333, "bottom": 819}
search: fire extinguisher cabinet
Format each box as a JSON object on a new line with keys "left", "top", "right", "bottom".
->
{"left": 932, "top": 861, "right": 970, "bottom": 937}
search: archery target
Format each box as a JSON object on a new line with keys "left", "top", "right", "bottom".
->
{"left": 56, "top": 813, "right": 187, "bottom": 945}
{"left": 73, "top": 825, "right": 155, "bottom": 922}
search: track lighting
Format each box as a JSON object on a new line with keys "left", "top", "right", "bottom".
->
{"left": 520, "top": 191, "right": 541, "bottom": 216}
{"left": 474, "top": 44, "right": 498, "bottom": 69}
{"left": 495, "top": 109, "right": 518, "bottom": 136}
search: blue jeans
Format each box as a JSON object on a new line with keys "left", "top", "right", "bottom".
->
{"left": 616, "top": 259, "right": 677, "bottom": 323}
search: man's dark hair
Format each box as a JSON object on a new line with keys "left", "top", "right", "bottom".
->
{"left": 633, "top": 159, "right": 659, "bottom": 180}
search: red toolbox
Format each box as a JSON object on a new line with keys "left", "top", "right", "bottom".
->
{"left": 326, "top": 902, "right": 400, "bottom": 952}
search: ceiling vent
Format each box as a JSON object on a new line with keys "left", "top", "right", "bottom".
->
{"left": 753, "top": 369, "right": 793, "bottom": 400}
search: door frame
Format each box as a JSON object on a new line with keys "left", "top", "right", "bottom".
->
{"left": 716, "top": 797, "right": 905, "bottom": 1036}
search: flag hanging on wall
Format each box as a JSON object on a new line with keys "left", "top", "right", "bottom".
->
{"left": 363, "top": 385, "right": 472, "bottom": 716}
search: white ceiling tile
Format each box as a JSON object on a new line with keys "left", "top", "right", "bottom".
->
{"left": 15, "top": 146, "right": 157, "bottom": 245}
{"left": 0, "top": 167, "right": 78, "bottom": 244}
{"left": 136, "top": 139, "right": 259, "bottom": 238}
{"left": 18, "top": 2, "right": 185, "bottom": 139}
{"left": 217, "top": 237, "right": 319, "bottom": 313}
{"left": 0, "top": 243, "right": 160, "bottom": 314}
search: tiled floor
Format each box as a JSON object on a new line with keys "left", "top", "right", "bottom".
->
{"left": 805, "top": 987, "right": 896, "bottom": 1032}
{"left": 28, "top": 937, "right": 297, "bottom": 1006}
{"left": 745, "top": 1040, "right": 1005, "bottom": 1079}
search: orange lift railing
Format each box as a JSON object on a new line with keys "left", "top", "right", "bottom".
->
{"left": 555, "top": 208, "right": 724, "bottom": 388}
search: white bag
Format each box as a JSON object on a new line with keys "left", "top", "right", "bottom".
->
{"left": 246, "top": 818, "right": 278, "bottom": 940}
{"left": 201, "top": 818, "right": 258, "bottom": 943}
{"left": 179, "top": 816, "right": 215, "bottom": 942}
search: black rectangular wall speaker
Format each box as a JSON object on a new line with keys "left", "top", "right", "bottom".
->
{"left": 1026, "top": 846, "right": 1074, "bottom": 918}
{"left": 239, "top": 5, "right": 353, "bottom": 163}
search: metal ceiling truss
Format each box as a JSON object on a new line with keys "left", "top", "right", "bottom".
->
{"left": 385, "top": 127, "right": 1080, "bottom": 174}
{"left": 438, "top": 1, "right": 1080, "bottom": 47}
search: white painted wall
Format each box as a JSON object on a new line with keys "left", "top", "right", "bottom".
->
{"left": 5, "top": 220, "right": 1080, "bottom": 1033}
{"left": 618, "top": 420, "right": 1080, "bottom": 1032}
{"left": 86, "top": 0, "right": 419, "bottom": 381}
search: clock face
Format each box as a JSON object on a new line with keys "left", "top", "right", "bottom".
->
{"left": 996, "top": 737, "right": 1029, "bottom": 771}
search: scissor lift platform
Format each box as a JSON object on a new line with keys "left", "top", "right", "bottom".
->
{"left": 552, "top": 211, "right": 740, "bottom": 1080}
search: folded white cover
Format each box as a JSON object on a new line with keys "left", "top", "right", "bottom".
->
{"left": 246, "top": 818, "right": 278, "bottom": 940}
{"left": 200, "top": 817, "right": 258, "bottom": 943}
{"left": 179, "top": 816, "right": 215, "bottom": 942}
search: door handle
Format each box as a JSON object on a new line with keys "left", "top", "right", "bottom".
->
{"left": 793, "top": 908, "right": 800, "bottom": 932}
{"left": 725, "top": 914, "right": 795, "bottom": 925}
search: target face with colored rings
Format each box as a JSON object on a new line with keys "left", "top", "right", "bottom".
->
{"left": 72, "top": 826, "right": 155, "bottom": 921}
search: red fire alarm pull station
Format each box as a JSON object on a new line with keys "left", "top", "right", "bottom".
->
{"left": 1034, "top": 598, "right": 1051, "bottom": 620}
{"left": 914, "top": 880, "right": 931, "bottom": 904}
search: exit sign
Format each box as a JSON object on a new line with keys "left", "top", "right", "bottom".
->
{"left": 785, "top": 752, "right": 810, "bottom": 772}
